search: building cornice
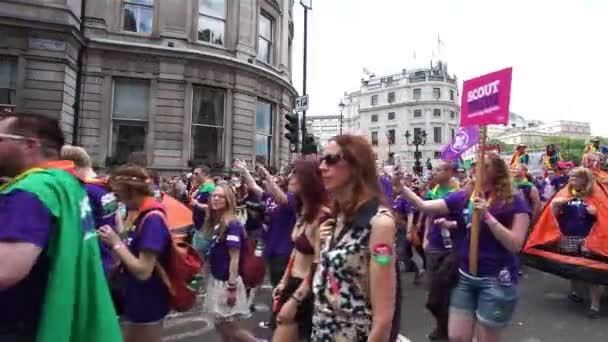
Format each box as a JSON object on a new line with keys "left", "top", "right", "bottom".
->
{"left": 358, "top": 100, "right": 460, "bottom": 113}
{"left": 87, "top": 37, "right": 298, "bottom": 96}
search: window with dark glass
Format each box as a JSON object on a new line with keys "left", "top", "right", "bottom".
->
{"left": 256, "top": 100, "right": 273, "bottom": 165}
{"left": 434, "top": 127, "right": 442, "bottom": 143}
{"left": 449, "top": 90, "right": 455, "bottom": 101}
{"left": 450, "top": 110, "right": 456, "bottom": 119}
{"left": 413, "top": 109, "right": 422, "bottom": 118}
{"left": 433, "top": 88, "right": 441, "bottom": 99}
{"left": 192, "top": 86, "right": 225, "bottom": 164}
{"left": 388, "top": 112, "right": 395, "bottom": 120}
{"left": 258, "top": 12, "right": 273, "bottom": 64}
{"left": 371, "top": 114, "right": 378, "bottom": 122}
{"left": 451, "top": 128, "right": 455, "bottom": 140}
{"left": 198, "top": 0, "right": 225, "bottom": 45}
{"left": 413, "top": 88, "right": 421, "bottom": 100}
{"left": 388, "top": 92, "right": 395, "bottom": 103}
{"left": 387, "top": 129, "right": 395, "bottom": 144}
{"left": 122, "top": 0, "right": 154, "bottom": 33}
{"left": 111, "top": 78, "right": 150, "bottom": 164}
{"left": 371, "top": 95, "right": 378, "bottom": 105}
{"left": 414, "top": 127, "right": 421, "bottom": 138}
{"left": 0, "top": 56, "right": 17, "bottom": 106}
{"left": 371, "top": 131, "right": 378, "bottom": 146}
{"left": 434, "top": 151, "right": 442, "bottom": 159}
{"left": 433, "top": 109, "right": 441, "bottom": 117}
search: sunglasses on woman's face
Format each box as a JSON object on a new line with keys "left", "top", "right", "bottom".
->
{"left": 320, "top": 153, "right": 343, "bottom": 166}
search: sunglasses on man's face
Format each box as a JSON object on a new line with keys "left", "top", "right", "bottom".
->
{"left": 320, "top": 153, "right": 343, "bottom": 166}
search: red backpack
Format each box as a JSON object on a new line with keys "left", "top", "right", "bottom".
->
{"left": 140, "top": 209, "right": 204, "bottom": 312}
{"left": 240, "top": 233, "right": 266, "bottom": 289}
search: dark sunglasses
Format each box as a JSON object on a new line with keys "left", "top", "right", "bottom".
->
{"left": 320, "top": 153, "right": 343, "bottom": 166}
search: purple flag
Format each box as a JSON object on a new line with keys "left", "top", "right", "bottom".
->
{"left": 441, "top": 125, "right": 480, "bottom": 161}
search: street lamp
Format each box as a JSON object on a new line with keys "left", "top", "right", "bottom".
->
{"left": 405, "top": 129, "right": 427, "bottom": 176}
{"left": 338, "top": 100, "right": 345, "bottom": 135}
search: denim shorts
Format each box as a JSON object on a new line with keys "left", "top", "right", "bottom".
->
{"left": 450, "top": 269, "right": 518, "bottom": 329}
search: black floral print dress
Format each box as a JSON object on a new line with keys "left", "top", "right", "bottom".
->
{"left": 312, "top": 199, "right": 396, "bottom": 342}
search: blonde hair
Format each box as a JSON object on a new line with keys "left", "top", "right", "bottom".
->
{"left": 61, "top": 145, "right": 92, "bottom": 168}
{"left": 569, "top": 167, "right": 594, "bottom": 198}
{"left": 202, "top": 185, "right": 238, "bottom": 240}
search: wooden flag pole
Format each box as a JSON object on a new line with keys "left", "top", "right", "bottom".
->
{"left": 469, "top": 125, "right": 487, "bottom": 276}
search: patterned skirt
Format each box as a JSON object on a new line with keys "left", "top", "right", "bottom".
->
{"left": 202, "top": 276, "right": 251, "bottom": 323}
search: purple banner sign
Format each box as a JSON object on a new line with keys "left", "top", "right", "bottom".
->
{"left": 441, "top": 125, "right": 480, "bottom": 161}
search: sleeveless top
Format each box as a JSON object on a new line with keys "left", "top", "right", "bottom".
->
{"left": 312, "top": 198, "right": 399, "bottom": 342}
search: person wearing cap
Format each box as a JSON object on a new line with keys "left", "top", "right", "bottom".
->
{"left": 510, "top": 144, "right": 529, "bottom": 169}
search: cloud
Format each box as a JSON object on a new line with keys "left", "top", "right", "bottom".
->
{"left": 291, "top": 0, "right": 608, "bottom": 136}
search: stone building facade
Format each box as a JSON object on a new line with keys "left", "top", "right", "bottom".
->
{"left": 0, "top": 0, "right": 297, "bottom": 171}
{"left": 342, "top": 60, "right": 460, "bottom": 170}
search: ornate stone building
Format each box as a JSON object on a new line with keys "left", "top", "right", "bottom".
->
{"left": 0, "top": 0, "right": 297, "bottom": 170}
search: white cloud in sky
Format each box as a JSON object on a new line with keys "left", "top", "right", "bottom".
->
{"left": 291, "top": 0, "right": 608, "bottom": 136}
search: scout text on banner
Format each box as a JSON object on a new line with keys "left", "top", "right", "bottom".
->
{"left": 460, "top": 67, "right": 512, "bottom": 127}
{"left": 441, "top": 125, "right": 480, "bottom": 162}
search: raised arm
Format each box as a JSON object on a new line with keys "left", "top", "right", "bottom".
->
{"left": 234, "top": 159, "right": 263, "bottom": 199}
{"left": 399, "top": 184, "right": 449, "bottom": 215}
{"left": 259, "top": 165, "right": 289, "bottom": 205}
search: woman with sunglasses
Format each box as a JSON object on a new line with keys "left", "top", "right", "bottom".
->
{"left": 269, "top": 160, "right": 330, "bottom": 342}
{"left": 97, "top": 165, "right": 171, "bottom": 342}
{"left": 313, "top": 135, "right": 400, "bottom": 342}
{"left": 200, "top": 185, "right": 257, "bottom": 341}
{"left": 397, "top": 153, "right": 531, "bottom": 342}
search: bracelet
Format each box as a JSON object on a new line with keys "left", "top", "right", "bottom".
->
{"left": 113, "top": 243, "right": 125, "bottom": 251}
{"left": 483, "top": 213, "right": 497, "bottom": 225}
{"left": 290, "top": 295, "right": 302, "bottom": 304}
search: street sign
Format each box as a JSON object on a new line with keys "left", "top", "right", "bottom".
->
{"left": 295, "top": 95, "right": 309, "bottom": 112}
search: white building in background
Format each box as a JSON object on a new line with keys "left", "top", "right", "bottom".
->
{"left": 489, "top": 113, "right": 592, "bottom": 145}
{"left": 342, "top": 60, "right": 460, "bottom": 170}
{"left": 306, "top": 114, "right": 341, "bottom": 148}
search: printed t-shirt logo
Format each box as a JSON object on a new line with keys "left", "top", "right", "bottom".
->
{"left": 101, "top": 192, "right": 118, "bottom": 216}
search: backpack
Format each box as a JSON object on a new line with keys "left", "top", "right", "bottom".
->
{"left": 141, "top": 210, "right": 204, "bottom": 312}
{"left": 239, "top": 232, "right": 266, "bottom": 288}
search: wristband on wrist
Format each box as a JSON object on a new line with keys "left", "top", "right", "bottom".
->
{"left": 113, "top": 242, "right": 125, "bottom": 251}
{"left": 483, "top": 212, "right": 495, "bottom": 224}
{"left": 291, "top": 295, "right": 302, "bottom": 304}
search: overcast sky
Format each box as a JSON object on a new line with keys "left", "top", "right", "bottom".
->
{"left": 290, "top": 0, "right": 608, "bottom": 136}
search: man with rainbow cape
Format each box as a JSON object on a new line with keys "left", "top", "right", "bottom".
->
{"left": 0, "top": 112, "right": 121, "bottom": 341}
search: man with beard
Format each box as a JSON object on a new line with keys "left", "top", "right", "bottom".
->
{"left": 0, "top": 112, "right": 121, "bottom": 341}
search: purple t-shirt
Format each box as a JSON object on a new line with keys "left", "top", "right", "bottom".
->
{"left": 192, "top": 183, "right": 214, "bottom": 230}
{"left": 551, "top": 176, "right": 568, "bottom": 192}
{"left": 263, "top": 192, "right": 297, "bottom": 258}
{"left": 123, "top": 213, "right": 171, "bottom": 323}
{"left": 85, "top": 183, "right": 118, "bottom": 275}
{"left": 209, "top": 220, "right": 246, "bottom": 281}
{"left": 0, "top": 190, "right": 52, "bottom": 327}
{"left": 557, "top": 198, "right": 596, "bottom": 236}
{"left": 392, "top": 195, "right": 411, "bottom": 218}
{"left": 454, "top": 193, "right": 531, "bottom": 282}
{"left": 380, "top": 175, "right": 393, "bottom": 204}
{"left": 428, "top": 190, "right": 468, "bottom": 251}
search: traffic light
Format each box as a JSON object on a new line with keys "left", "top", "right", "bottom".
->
{"left": 284, "top": 113, "right": 299, "bottom": 153}
{"left": 302, "top": 134, "right": 317, "bottom": 155}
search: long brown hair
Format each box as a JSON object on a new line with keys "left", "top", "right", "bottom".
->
{"left": 202, "top": 185, "right": 238, "bottom": 240}
{"left": 475, "top": 152, "right": 515, "bottom": 203}
{"left": 293, "top": 159, "right": 329, "bottom": 222}
{"left": 108, "top": 165, "right": 153, "bottom": 200}
{"left": 333, "top": 135, "right": 384, "bottom": 220}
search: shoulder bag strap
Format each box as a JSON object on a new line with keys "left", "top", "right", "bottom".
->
{"left": 139, "top": 210, "right": 175, "bottom": 296}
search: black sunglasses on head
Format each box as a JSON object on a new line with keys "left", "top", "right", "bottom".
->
{"left": 320, "top": 153, "right": 343, "bottom": 166}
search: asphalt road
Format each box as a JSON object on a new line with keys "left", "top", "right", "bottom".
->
{"left": 163, "top": 269, "right": 607, "bottom": 342}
